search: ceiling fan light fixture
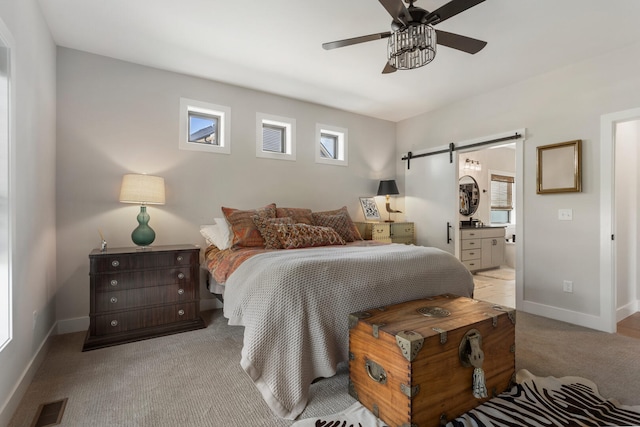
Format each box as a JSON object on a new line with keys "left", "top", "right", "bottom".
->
{"left": 387, "top": 23, "right": 436, "bottom": 70}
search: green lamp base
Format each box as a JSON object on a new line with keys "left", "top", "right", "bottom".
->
{"left": 131, "top": 205, "right": 156, "bottom": 247}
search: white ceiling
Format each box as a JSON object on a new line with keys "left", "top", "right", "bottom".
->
{"left": 38, "top": 0, "right": 640, "bottom": 122}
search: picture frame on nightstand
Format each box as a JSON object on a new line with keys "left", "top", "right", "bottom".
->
{"left": 359, "top": 197, "right": 381, "bottom": 221}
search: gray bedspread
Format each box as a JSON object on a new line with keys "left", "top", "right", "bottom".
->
{"left": 222, "top": 243, "right": 474, "bottom": 419}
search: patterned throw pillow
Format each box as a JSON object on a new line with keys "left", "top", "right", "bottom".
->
{"left": 275, "top": 207, "right": 314, "bottom": 225}
{"left": 312, "top": 207, "right": 362, "bottom": 242}
{"left": 221, "top": 203, "right": 276, "bottom": 248}
{"left": 275, "top": 223, "right": 345, "bottom": 249}
{"left": 252, "top": 216, "right": 293, "bottom": 249}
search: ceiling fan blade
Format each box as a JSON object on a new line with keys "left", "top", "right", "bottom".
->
{"left": 322, "top": 32, "right": 391, "bottom": 50}
{"left": 379, "top": 0, "right": 412, "bottom": 26}
{"left": 435, "top": 30, "right": 487, "bottom": 54}
{"left": 382, "top": 62, "right": 397, "bottom": 74}
{"left": 425, "top": 0, "right": 485, "bottom": 25}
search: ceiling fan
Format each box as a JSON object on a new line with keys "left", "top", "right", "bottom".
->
{"left": 322, "top": 0, "right": 487, "bottom": 74}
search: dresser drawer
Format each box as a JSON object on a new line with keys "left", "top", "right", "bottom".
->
{"left": 460, "top": 229, "right": 482, "bottom": 239}
{"left": 92, "top": 302, "right": 199, "bottom": 336}
{"left": 94, "top": 284, "right": 195, "bottom": 312}
{"left": 482, "top": 227, "right": 505, "bottom": 239}
{"left": 461, "top": 239, "right": 481, "bottom": 250}
{"left": 91, "top": 250, "right": 197, "bottom": 273}
{"left": 462, "top": 259, "right": 482, "bottom": 271}
{"left": 391, "top": 223, "right": 414, "bottom": 238}
{"left": 93, "top": 266, "right": 195, "bottom": 292}
{"left": 371, "top": 224, "right": 391, "bottom": 239}
{"left": 461, "top": 249, "right": 481, "bottom": 261}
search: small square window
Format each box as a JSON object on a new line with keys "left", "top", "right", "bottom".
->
{"left": 179, "top": 98, "right": 230, "bottom": 154}
{"left": 320, "top": 133, "right": 338, "bottom": 159}
{"left": 189, "top": 111, "right": 219, "bottom": 145}
{"left": 316, "top": 124, "right": 348, "bottom": 166}
{"left": 262, "top": 124, "right": 286, "bottom": 153}
{"left": 256, "top": 113, "right": 296, "bottom": 161}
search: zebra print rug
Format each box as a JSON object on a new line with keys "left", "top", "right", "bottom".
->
{"left": 291, "top": 370, "right": 640, "bottom": 427}
{"left": 448, "top": 370, "right": 640, "bottom": 427}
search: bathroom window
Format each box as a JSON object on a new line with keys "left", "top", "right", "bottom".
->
{"left": 490, "top": 173, "right": 514, "bottom": 224}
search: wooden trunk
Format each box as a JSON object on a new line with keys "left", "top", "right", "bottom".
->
{"left": 349, "top": 294, "right": 515, "bottom": 427}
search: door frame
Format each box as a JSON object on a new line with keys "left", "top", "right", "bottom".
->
{"left": 600, "top": 107, "right": 640, "bottom": 333}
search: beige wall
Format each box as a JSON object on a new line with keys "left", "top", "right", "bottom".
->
{"left": 396, "top": 40, "right": 640, "bottom": 330}
{"left": 0, "top": 0, "right": 57, "bottom": 424}
{"left": 55, "top": 48, "right": 397, "bottom": 327}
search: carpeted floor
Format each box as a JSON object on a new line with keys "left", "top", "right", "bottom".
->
{"left": 8, "top": 308, "right": 640, "bottom": 426}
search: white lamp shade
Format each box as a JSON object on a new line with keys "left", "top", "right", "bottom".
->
{"left": 119, "top": 174, "right": 166, "bottom": 205}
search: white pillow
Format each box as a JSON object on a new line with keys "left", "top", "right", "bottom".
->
{"left": 200, "top": 218, "right": 232, "bottom": 250}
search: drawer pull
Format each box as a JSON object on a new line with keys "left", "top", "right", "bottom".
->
{"left": 111, "top": 260, "right": 120, "bottom": 267}
{"left": 178, "top": 309, "right": 185, "bottom": 316}
{"left": 365, "top": 359, "right": 387, "bottom": 384}
{"left": 178, "top": 288, "right": 185, "bottom": 295}
{"left": 110, "top": 279, "right": 118, "bottom": 287}
{"left": 177, "top": 272, "right": 185, "bottom": 280}
{"left": 110, "top": 320, "right": 118, "bottom": 327}
{"left": 110, "top": 297, "right": 118, "bottom": 304}
{"left": 177, "top": 255, "right": 184, "bottom": 262}
{"left": 469, "top": 242, "right": 476, "bottom": 246}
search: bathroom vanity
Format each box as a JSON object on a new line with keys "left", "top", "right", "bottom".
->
{"left": 460, "top": 226, "right": 505, "bottom": 272}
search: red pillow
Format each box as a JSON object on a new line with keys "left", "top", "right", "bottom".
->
{"left": 221, "top": 203, "right": 276, "bottom": 248}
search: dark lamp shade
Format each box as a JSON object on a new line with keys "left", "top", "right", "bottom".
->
{"left": 377, "top": 180, "right": 400, "bottom": 196}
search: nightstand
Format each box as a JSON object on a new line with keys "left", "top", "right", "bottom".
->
{"left": 355, "top": 222, "right": 415, "bottom": 245}
{"left": 83, "top": 244, "right": 206, "bottom": 351}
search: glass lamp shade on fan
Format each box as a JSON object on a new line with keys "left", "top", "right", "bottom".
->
{"left": 119, "top": 174, "right": 166, "bottom": 247}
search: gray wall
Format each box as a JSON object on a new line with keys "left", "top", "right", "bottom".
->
{"left": 396, "top": 40, "right": 640, "bottom": 329}
{"left": 55, "top": 48, "right": 397, "bottom": 328}
{"left": 0, "top": 0, "right": 57, "bottom": 424}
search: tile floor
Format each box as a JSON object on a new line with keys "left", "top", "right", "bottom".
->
{"left": 471, "top": 266, "right": 515, "bottom": 308}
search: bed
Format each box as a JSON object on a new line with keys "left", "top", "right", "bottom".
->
{"left": 201, "top": 204, "right": 475, "bottom": 420}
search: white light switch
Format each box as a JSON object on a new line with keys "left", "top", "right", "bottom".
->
{"left": 558, "top": 209, "right": 573, "bottom": 221}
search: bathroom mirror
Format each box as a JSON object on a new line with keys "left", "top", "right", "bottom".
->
{"left": 459, "top": 175, "right": 479, "bottom": 216}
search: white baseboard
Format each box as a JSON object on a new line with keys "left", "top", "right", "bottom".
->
{"left": 617, "top": 299, "right": 639, "bottom": 322}
{"left": 0, "top": 323, "right": 56, "bottom": 426}
{"left": 520, "top": 300, "right": 612, "bottom": 332}
{"left": 57, "top": 316, "right": 90, "bottom": 334}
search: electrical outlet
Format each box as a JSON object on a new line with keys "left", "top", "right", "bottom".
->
{"left": 558, "top": 209, "right": 573, "bottom": 220}
{"left": 563, "top": 280, "right": 573, "bottom": 293}
{"left": 32, "top": 310, "right": 37, "bottom": 330}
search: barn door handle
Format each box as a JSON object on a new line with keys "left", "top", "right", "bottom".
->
{"left": 447, "top": 222, "right": 453, "bottom": 244}
{"left": 365, "top": 359, "right": 387, "bottom": 385}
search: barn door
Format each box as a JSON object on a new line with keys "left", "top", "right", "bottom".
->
{"left": 404, "top": 148, "right": 458, "bottom": 255}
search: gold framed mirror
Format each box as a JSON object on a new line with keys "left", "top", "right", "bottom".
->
{"left": 536, "top": 140, "right": 582, "bottom": 194}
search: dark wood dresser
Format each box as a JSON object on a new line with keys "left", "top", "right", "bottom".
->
{"left": 83, "top": 244, "right": 206, "bottom": 351}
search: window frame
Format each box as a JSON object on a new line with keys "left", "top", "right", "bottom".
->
{"left": 0, "top": 18, "right": 14, "bottom": 352}
{"left": 316, "top": 123, "right": 348, "bottom": 166}
{"left": 489, "top": 171, "right": 515, "bottom": 225}
{"left": 179, "top": 98, "right": 231, "bottom": 154}
{"left": 256, "top": 113, "right": 296, "bottom": 161}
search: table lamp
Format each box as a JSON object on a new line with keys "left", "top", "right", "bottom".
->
{"left": 119, "top": 174, "right": 165, "bottom": 247}
{"left": 377, "top": 179, "right": 402, "bottom": 223}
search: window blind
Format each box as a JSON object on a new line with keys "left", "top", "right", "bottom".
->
{"left": 491, "top": 174, "right": 514, "bottom": 210}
